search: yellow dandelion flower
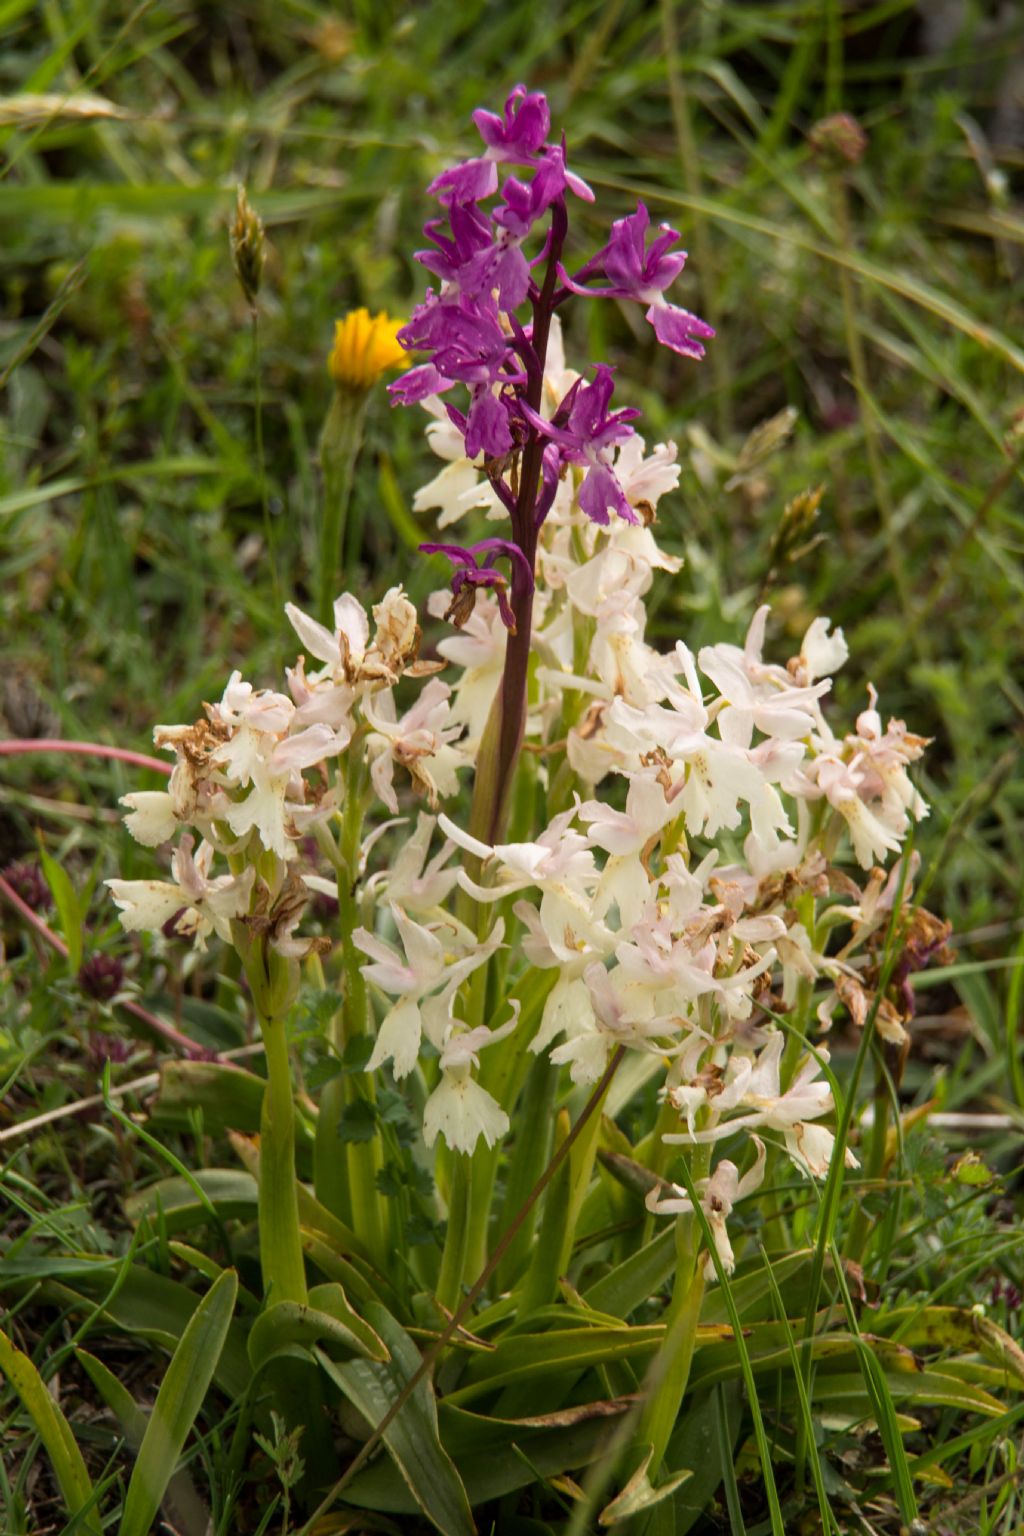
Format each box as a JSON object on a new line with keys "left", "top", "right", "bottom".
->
{"left": 327, "top": 308, "right": 406, "bottom": 391}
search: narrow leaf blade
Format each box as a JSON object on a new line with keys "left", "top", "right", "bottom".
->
{"left": 0, "top": 1327, "right": 101, "bottom": 1535}
{"left": 317, "top": 1303, "right": 475, "bottom": 1536}
{"left": 120, "top": 1267, "right": 238, "bottom": 1536}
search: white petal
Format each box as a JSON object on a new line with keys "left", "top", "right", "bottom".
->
{"left": 333, "top": 594, "right": 369, "bottom": 663}
{"left": 120, "top": 791, "right": 178, "bottom": 847}
{"left": 422, "top": 1072, "right": 509, "bottom": 1154}
{"left": 106, "top": 879, "right": 189, "bottom": 932}
{"left": 271, "top": 723, "right": 338, "bottom": 773}
{"left": 367, "top": 997, "right": 423, "bottom": 1079}
{"left": 801, "top": 617, "right": 848, "bottom": 682}
{"left": 285, "top": 602, "right": 341, "bottom": 666}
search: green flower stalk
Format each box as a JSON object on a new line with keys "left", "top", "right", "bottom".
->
{"left": 238, "top": 931, "right": 308, "bottom": 1307}
{"left": 318, "top": 309, "right": 406, "bottom": 626}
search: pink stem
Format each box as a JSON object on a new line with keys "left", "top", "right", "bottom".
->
{"left": 0, "top": 739, "right": 171, "bottom": 776}
{"left": 0, "top": 871, "right": 67, "bottom": 956}
{"left": 0, "top": 872, "right": 211, "bottom": 1058}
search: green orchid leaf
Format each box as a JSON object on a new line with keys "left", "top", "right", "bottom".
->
{"left": 119, "top": 1268, "right": 237, "bottom": 1536}
{"left": 76, "top": 1350, "right": 210, "bottom": 1536}
{"left": 0, "top": 1327, "right": 101, "bottom": 1536}
{"left": 124, "top": 1167, "right": 258, "bottom": 1231}
{"left": 151, "top": 1057, "right": 313, "bottom": 1149}
{"left": 447, "top": 1324, "right": 665, "bottom": 1406}
{"left": 342, "top": 1400, "right": 633, "bottom": 1513}
{"left": 248, "top": 1288, "right": 388, "bottom": 1376}
{"left": 39, "top": 846, "right": 86, "bottom": 972}
{"left": 876, "top": 1306, "right": 1024, "bottom": 1387}
{"left": 42, "top": 1265, "right": 251, "bottom": 1399}
{"left": 316, "top": 1302, "right": 475, "bottom": 1536}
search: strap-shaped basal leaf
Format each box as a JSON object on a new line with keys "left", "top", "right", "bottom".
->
{"left": 342, "top": 1401, "right": 631, "bottom": 1514}
{"left": 124, "top": 1168, "right": 259, "bottom": 1231}
{"left": 39, "top": 846, "right": 87, "bottom": 972}
{"left": 0, "top": 1327, "right": 102, "bottom": 1536}
{"left": 308, "top": 1283, "right": 391, "bottom": 1359}
{"left": 447, "top": 1324, "right": 665, "bottom": 1406}
{"left": 152, "top": 1057, "right": 313, "bottom": 1149}
{"left": 669, "top": 1383, "right": 744, "bottom": 1536}
{"left": 316, "top": 1302, "right": 475, "bottom": 1536}
{"left": 42, "top": 1263, "right": 251, "bottom": 1400}
{"left": 583, "top": 1224, "right": 677, "bottom": 1319}
{"left": 248, "top": 1285, "right": 388, "bottom": 1376}
{"left": 119, "top": 1267, "right": 237, "bottom": 1536}
{"left": 76, "top": 1350, "right": 210, "bottom": 1536}
{"left": 876, "top": 1306, "right": 1024, "bottom": 1388}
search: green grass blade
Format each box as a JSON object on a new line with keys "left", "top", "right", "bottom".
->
{"left": 0, "top": 1327, "right": 102, "bottom": 1535}
{"left": 670, "top": 1160, "right": 785, "bottom": 1536}
{"left": 1005, "top": 931, "right": 1024, "bottom": 1109}
{"left": 592, "top": 173, "right": 1024, "bottom": 375}
{"left": 828, "top": 1240, "right": 918, "bottom": 1525}
{"left": 119, "top": 1267, "right": 238, "bottom": 1536}
{"left": 759, "top": 1247, "right": 838, "bottom": 1536}
{"left": 76, "top": 1348, "right": 147, "bottom": 1444}
{"left": 38, "top": 847, "right": 85, "bottom": 972}
{"left": 714, "top": 1383, "right": 745, "bottom": 1536}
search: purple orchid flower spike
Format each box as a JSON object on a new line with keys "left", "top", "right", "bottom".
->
{"left": 428, "top": 84, "right": 551, "bottom": 205}
{"left": 393, "top": 301, "right": 522, "bottom": 455}
{"left": 389, "top": 361, "right": 453, "bottom": 406}
{"left": 447, "top": 386, "right": 518, "bottom": 460}
{"left": 422, "top": 538, "right": 535, "bottom": 633}
{"left": 456, "top": 157, "right": 573, "bottom": 311}
{"left": 416, "top": 204, "right": 494, "bottom": 287}
{"left": 389, "top": 85, "right": 709, "bottom": 841}
{"left": 520, "top": 364, "right": 641, "bottom": 525}
{"left": 473, "top": 85, "right": 551, "bottom": 163}
{"left": 562, "top": 202, "right": 715, "bottom": 359}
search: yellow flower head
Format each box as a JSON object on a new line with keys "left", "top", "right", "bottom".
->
{"left": 328, "top": 308, "right": 406, "bottom": 390}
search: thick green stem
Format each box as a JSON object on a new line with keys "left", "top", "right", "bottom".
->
{"left": 259, "top": 1012, "right": 308, "bottom": 1306}
{"left": 318, "top": 387, "right": 368, "bottom": 625}
{"left": 436, "top": 1154, "right": 472, "bottom": 1313}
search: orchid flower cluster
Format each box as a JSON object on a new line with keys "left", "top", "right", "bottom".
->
{"left": 109, "top": 86, "right": 930, "bottom": 1287}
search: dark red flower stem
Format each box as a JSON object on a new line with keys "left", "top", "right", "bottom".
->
{"left": 476, "top": 200, "right": 568, "bottom": 845}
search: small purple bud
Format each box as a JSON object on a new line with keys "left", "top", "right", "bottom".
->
{"left": 3, "top": 860, "right": 51, "bottom": 912}
{"left": 808, "top": 112, "right": 868, "bottom": 168}
{"left": 78, "top": 952, "right": 125, "bottom": 1002}
{"left": 88, "top": 1031, "right": 132, "bottom": 1066}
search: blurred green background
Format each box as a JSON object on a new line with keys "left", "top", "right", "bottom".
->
{"left": 1, "top": 0, "right": 1021, "bottom": 940}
